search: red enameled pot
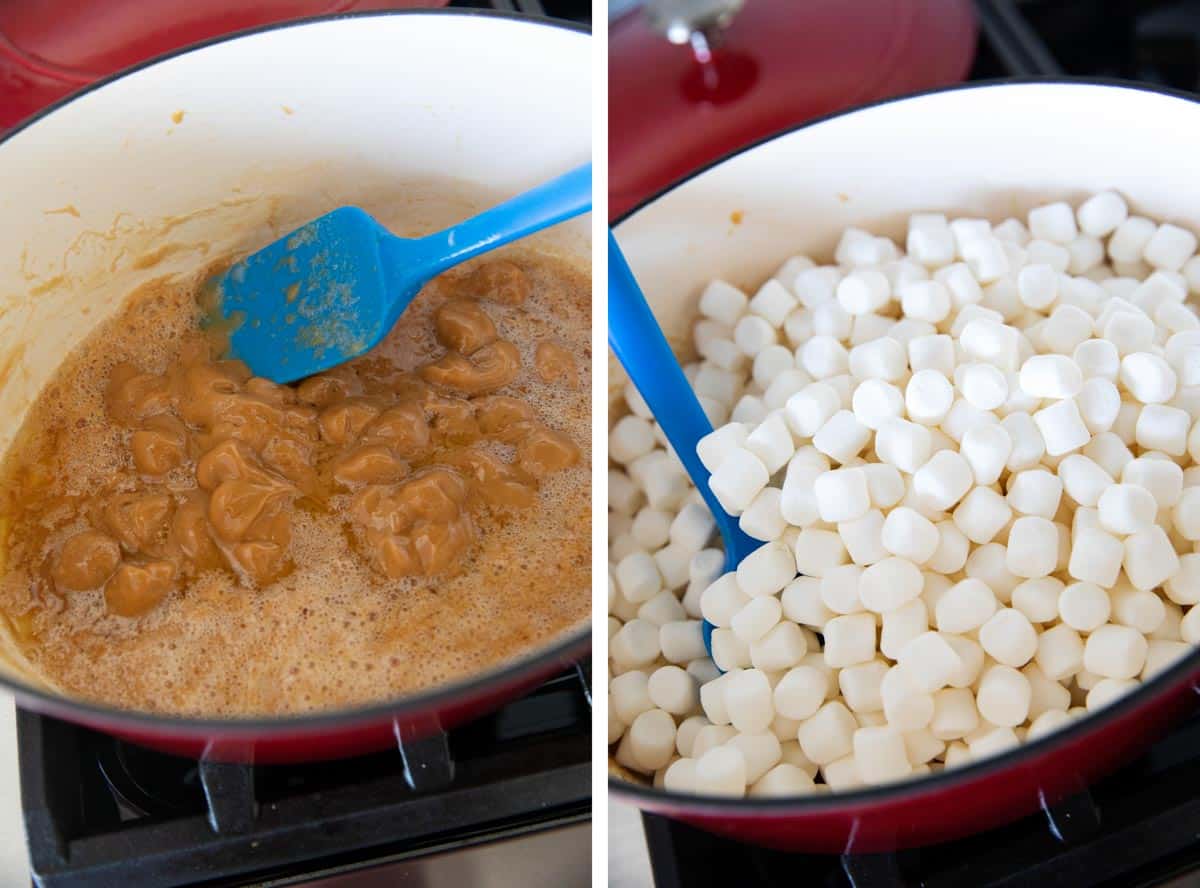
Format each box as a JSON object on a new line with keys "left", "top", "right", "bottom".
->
{"left": 0, "top": 9, "right": 590, "bottom": 764}
{"left": 610, "top": 80, "right": 1200, "bottom": 851}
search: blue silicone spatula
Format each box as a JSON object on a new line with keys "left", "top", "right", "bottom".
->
{"left": 210, "top": 162, "right": 592, "bottom": 383}
{"left": 608, "top": 231, "right": 761, "bottom": 659}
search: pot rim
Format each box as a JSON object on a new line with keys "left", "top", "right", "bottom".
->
{"left": 0, "top": 7, "right": 592, "bottom": 734}
{"left": 610, "top": 75, "right": 1200, "bottom": 814}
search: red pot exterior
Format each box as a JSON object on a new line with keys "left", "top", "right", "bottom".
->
{"left": 609, "top": 0, "right": 978, "bottom": 221}
{"left": 614, "top": 647, "right": 1200, "bottom": 852}
{"left": 0, "top": 0, "right": 448, "bottom": 130}
{"left": 10, "top": 632, "right": 587, "bottom": 763}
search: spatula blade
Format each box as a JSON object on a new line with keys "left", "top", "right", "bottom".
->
{"left": 213, "top": 207, "right": 391, "bottom": 383}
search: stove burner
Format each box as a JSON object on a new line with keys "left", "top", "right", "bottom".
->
{"left": 21, "top": 663, "right": 591, "bottom": 886}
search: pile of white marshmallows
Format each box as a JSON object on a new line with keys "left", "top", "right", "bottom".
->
{"left": 609, "top": 192, "right": 1200, "bottom": 798}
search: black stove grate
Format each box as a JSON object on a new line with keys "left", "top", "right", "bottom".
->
{"left": 21, "top": 663, "right": 591, "bottom": 887}
{"left": 643, "top": 707, "right": 1200, "bottom": 888}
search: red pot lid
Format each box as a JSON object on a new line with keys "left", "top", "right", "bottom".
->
{"left": 0, "top": 0, "right": 448, "bottom": 131}
{"left": 609, "top": 0, "right": 978, "bottom": 220}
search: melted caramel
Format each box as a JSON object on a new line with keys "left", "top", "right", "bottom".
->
{"left": 0, "top": 254, "right": 590, "bottom": 716}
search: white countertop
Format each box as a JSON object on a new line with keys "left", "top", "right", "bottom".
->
{"left": 0, "top": 691, "right": 29, "bottom": 884}
{"left": 610, "top": 799, "right": 653, "bottom": 887}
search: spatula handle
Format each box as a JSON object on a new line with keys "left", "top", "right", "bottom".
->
{"left": 418, "top": 162, "right": 592, "bottom": 276}
{"left": 607, "top": 230, "right": 758, "bottom": 565}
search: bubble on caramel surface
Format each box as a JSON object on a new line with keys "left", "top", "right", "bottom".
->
{"left": 0, "top": 252, "right": 590, "bottom": 717}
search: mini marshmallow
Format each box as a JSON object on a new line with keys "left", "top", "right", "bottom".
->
{"left": 1003, "top": 412, "right": 1048, "bottom": 470}
{"left": 1109, "top": 216, "right": 1158, "bottom": 264}
{"left": 936, "top": 578, "right": 997, "bottom": 634}
{"left": 1076, "top": 378, "right": 1122, "bottom": 434}
{"left": 961, "top": 423, "right": 1013, "bottom": 486}
{"left": 798, "top": 336, "right": 850, "bottom": 379}
{"left": 1111, "top": 585, "right": 1166, "bottom": 635}
{"left": 929, "top": 521, "right": 971, "bottom": 574}
{"left": 958, "top": 362, "right": 1009, "bottom": 410}
{"left": 962, "top": 318, "right": 1020, "bottom": 371}
{"left": 898, "top": 631, "right": 963, "bottom": 693}
{"left": 881, "top": 508, "right": 940, "bottom": 564}
{"left": 1017, "top": 263, "right": 1058, "bottom": 310}
{"left": 912, "top": 450, "right": 974, "bottom": 511}
{"left": 1084, "top": 623, "right": 1148, "bottom": 680}
{"left": 1006, "top": 516, "right": 1059, "bottom": 578}
{"left": 1123, "top": 525, "right": 1180, "bottom": 592}
{"left": 1029, "top": 202, "right": 1078, "bottom": 244}
{"left": 837, "top": 270, "right": 891, "bottom": 315}
{"left": 954, "top": 486, "right": 1013, "bottom": 544}
{"left": 1012, "top": 577, "right": 1065, "bottom": 624}
{"left": 739, "top": 488, "right": 787, "bottom": 542}
{"left": 1034, "top": 398, "right": 1091, "bottom": 456}
{"left": 823, "top": 613, "right": 877, "bottom": 668}
{"left": 736, "top": 542, "right": 796, "bottom": 598}
{"left": 1144, "top": 223, "right": 1198, "bottom": 272}
{"left": 1135, "top": 404, "right": 1191, "bottom": 455}
{"left": 813, "top": 410, "right": 872, "bottom": 464}
{"left": 854, "top": 726, "right": 912, "bottom": 784}
{"left": 909, "top": 334, "right": 957, "bottom": 376}
{"left": 979, "top": 608, "right": 1039, "bottom": 667}
{"left": 1035, "top": 623, "right": 1085, "bottom": 680}
{"left": 1006, "top": 469, "right": 1063, "bottom": 518}
{"left": 838, "top": 510, "right": 888, "bottom": 567}
{"left": 859, "top": 557, "right": 925, "bottom": 614}
{"left": 697, "top": 423, "right": 750, "bottom": 472}
{"left": 1174, "top": 488, "right": 1200, "bottom": 541}
{"left": 798, "top": 701, "right": 858, "bottom": 766}
{"left": 774, "top": 665, "right": 828, "bottom": 721}
{"left": 1078, "top": 191, "right": 1128, "bottom": 237}
{"left": 880, "top": 665, "right": 936, "bottom": 731}
{"left": 906, "top": 369, "right": 955, "bottom": 426}
{"left": 876, "top": 418, "right": 933, "bottom": 474}
{"left": 792, "top": 528, "right": 849, "bottom": 577}
{"left": 745, "top": 413, "right": 796, "bottom": 474}
{"left": 660, "top": 620, "right": 708, "bottom": 664}
{"left": 751, "top": 622, "right": 809, "bottom": 672}
{"left": 976, "top": 665, "right": 1032, "bottom": 727}
{"left": 1020, "top": 355, "right": 1083, "bottom": 400}
{"left": 852, "top": 379, "right": 905, "bottom": 430}
{"left": 849, "top": 338, "right": 907, "bottom": 383}
{"left": 881, "top": 598, "right": 930, "bottom": 660}
{"left": 1059, "top": 581, "right": 1112, "bottom": 631}
{"left": 708, "top": 447, "right": 770, "bottom": 515}
{"left": 1059, "top": 454, "right": 1114, "bottom": 508}
{"left": 1120, "top": 352, "right": 1178, "bottom": 404}
{"left": 1097, "top": 483, "right": 1158, "bottom": 535}
{"left": 699, "top": 280, "right": 749, "bottom": 326}
{"left": 1074, "top": 338, "right": 1121, "bottom": 381}
{"left": 1122, "top": 456, "right": 1184, "bottom": 507}
{"left": 814, "top": 468, "right": 871, "bottom": 524}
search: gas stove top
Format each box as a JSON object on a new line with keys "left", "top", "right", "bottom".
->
{"left": 20, "top": 663, "right": 590, "bottom": 887}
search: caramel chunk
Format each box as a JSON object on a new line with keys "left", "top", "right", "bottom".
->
{"left": 434, "top": 299, "right": 497, "bottom": 354}
{"left": 517, "top": 426, "right": 580, "bottom": 477}
{"left": 425, "top": 396, "right": 479, "bottom": 444}
{"left": 535, "top": 341, "right": 577, "bottom": 387}
{"left": 106, "top": 364, "right": 173, "bottom": 425}
{"left": 466, "top": 260, "right": 530, "bottom": 305}
{"left": 208, "top": 480, "right": 285, "bottom": 542}
{"left": 170, "top": 495, "right": 225, "bottom": 572}
{"left": 475, "top": 396, "right": 535, "bottom": 436}
{"left": 366, "top": 403, "right": 430, "bottom": 455}
{"left": 104, "top": 560, "right": 175, "bottom": 617}
{"left": 296, "top": 374, "right": 351, "bottom": 407}
{"left": 101, "top": 493, "right": 172, "bottom": 553}
{"left": 420, "top": 341, "right": 520, "bottom": 395}
{"left": 231, "top": 540, "right": 291, "bottom": 585}
{"left": 131, "top": 415, "right": 188, "bottom": 476}
{"left": 332, "top": 445, "right": 407, "bottom": 487}
{"left": 446, "top": 450, "right": 536, "bottom": 508}
{"left": 319, "top": 400, "right": 382, "bottom": 445}
{"left": 52, "top": 531, "right": 121, "bottom": 591}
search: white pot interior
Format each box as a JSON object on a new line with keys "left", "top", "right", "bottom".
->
{"left": 613, "top": 83, "right": 1200, "bottom": 372}
{"left": 0, "top": 11, "right": 590, "bottom": 691}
